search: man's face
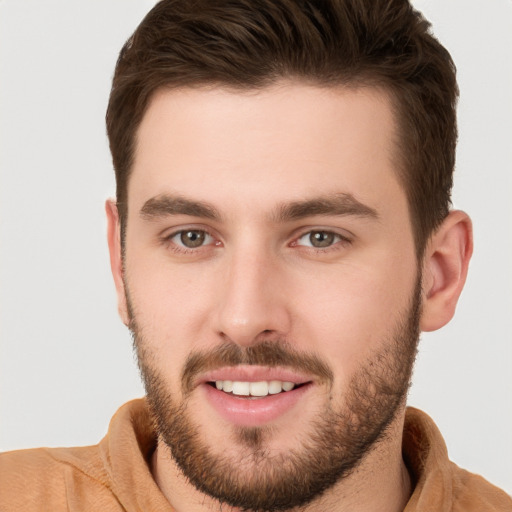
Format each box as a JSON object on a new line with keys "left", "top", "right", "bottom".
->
{"left": 121, "top": 84, "right": 420, "bottom": 510}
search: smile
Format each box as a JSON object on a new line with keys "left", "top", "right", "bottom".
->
{"left": 212, "top": 380, "right": 298, "bottom": 397}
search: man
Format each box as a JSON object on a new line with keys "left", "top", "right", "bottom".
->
{"left": 1, "top": 0, "right": 510, "bottom": 510}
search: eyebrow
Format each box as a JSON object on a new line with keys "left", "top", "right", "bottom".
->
{"left": 139, "top": 192, "right": 379, "bottom": 223}
{"left": 273, "top": 193, "right": 379, "bottom": 223}
{"left": 140, "top": 194, "right": 221, "bottom": 221}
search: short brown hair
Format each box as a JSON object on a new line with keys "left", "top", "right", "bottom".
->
{"left": 106, "top": 0, "right": 458, "bottom": 257}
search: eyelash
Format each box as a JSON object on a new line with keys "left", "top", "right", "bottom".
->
{"left": 161, "top": 228, "right": 352, "bottom": 255}
{"left": 162, "top": 228, "right": 219, "bottom": 254}
{"left": 291, "top": 230, "right": 352, "bottom": 252}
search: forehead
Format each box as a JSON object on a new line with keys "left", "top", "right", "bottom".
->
{"left": 129, "top": 82, "right": 405, "bottom": 219}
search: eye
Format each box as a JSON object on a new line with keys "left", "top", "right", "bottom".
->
{"left": 295, "top": 230, "right": 347, "bottom": 249}
{"left": 170, "top": 229, "right": 215, "bottom": 249}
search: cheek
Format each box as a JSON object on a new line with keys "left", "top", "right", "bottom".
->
{"left": 289, "top": 257, "right": 417, "bottom": 378}
{"left": 125, "top": 259, "right": 212, "bottom": 376}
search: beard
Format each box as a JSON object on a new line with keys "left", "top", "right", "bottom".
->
{"left": 128, "top": 277, "right": 421, "bottom": 512}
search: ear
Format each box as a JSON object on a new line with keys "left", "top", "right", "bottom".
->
{"left": 105, "top": 199, "right": 130, "bottom": 326}
{"left": 420, "top": 210, "right": 473, "bottom": 332}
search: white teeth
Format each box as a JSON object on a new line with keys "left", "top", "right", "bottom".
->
{"left": 249, "top": 381, "right": 269, "bottom": 397}
{"left": 213, "top": 380, "right": 297, "bottom": 397}
{"left": 268, "top": 380, "right": 283, "bottom": 394}
{"left": 232, "top": 381, "right": 250, "bottom": 396}
{"left": 282, "top": 381, "right": 295, "bottom": 392}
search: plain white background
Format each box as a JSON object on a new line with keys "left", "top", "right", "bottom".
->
{"left": 1, "top": 0, "right": 511, "bottom": 495}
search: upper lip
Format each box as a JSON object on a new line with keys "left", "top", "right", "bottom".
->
{"left": 197, "top": 365, "right": 314, "bottom": 387}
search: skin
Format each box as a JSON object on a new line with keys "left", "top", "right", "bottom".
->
{"left": 106, "top": 83, "right": 472, "bottom": 511}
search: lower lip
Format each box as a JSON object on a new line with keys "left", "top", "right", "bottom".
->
{"left": 202, "top": 383, "right": 312, "bottom": 427}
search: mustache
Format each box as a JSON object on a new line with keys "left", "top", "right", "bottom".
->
{"left": 181, "top": 340, "right": 333, "bottom": 395}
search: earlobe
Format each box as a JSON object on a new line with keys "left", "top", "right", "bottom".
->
{"left": 420, "top": 210, "right": 473, "bottom": 332}
{"left": 105, "top": 199, "right": 130, "bottom": 326}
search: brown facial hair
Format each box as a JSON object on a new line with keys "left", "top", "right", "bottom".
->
{"left": 129, "top": 276, "right": 421, "bottom": 512}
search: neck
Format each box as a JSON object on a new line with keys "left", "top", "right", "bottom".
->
{"left": 151, "top": 410, "right": 412, "bottom": 512}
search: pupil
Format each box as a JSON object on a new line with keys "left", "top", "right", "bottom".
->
{"left": 181, "top": 230, "right": 205, "bottom": 248}
{"left": 311, "top": 231, "right": 334, "bottom": 247}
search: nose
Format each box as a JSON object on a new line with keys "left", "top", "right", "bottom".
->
{"left": 213, "top": 246, "right": 292, "bottom": 347}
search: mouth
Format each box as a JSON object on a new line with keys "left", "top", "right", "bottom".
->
{"left": 208, "top": 379, "right": 305, "bottom": 398}
{"left": 198, "top": 367, "right": 315, "bottom": 426}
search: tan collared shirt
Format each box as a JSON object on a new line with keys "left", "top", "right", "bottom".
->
{"left": 1, "top": 399, "right": 510, "bottom": 511}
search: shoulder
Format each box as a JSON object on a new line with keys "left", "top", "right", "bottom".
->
{"left": 0, "top": 444, "right": 121, "bottom": 511}
{"left": 404, "top": 407, "right": 512, "bottom": 512}
{"left": 0, "top": 399, "right": 155, "bottom": 511}
{"left": 449, "top": 463, "right": 512, "bottom": 512}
